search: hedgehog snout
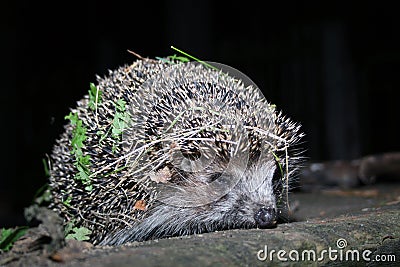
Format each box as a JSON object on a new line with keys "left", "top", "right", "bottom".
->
{"left": 254, "top": 206, "right": 277, "bottom": 228}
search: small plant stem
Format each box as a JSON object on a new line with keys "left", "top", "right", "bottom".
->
{"left": 170, "top": 46, "right": 219, "bottom": 71}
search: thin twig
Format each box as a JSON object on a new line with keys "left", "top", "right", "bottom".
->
{"left": 127, "top": 50, "right": 158, "bottom": 63}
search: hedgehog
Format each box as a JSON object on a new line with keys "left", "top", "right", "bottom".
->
{"left": 48, "top": 56, "right": 303, "bottom": 246}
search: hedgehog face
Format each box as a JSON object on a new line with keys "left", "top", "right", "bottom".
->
{"left": 220, "top": 160, "right": 280, "bottom": 229}
{"left": 190, "top": 159, "right": 283, "bottom": 231}
{"left": 100, "top": 160, "right": 285, "bottom": 245}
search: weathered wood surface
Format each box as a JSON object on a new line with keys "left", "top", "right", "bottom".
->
{"left": 1, "top": 184, "right": 399, "bottom": 266}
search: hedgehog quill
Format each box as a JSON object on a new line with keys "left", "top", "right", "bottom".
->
{"left": 48, "top": 55, "right": 304, "bottom": 245}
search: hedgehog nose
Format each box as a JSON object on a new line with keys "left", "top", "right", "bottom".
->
{"left": 254, "top": 207, "right": 277, "bottom": 228}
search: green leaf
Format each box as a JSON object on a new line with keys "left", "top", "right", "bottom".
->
{"left": 167, "top": 54, "right": 190, "bottom": 63}
{"left": 88, "top": 83, "right": 102, "bottom": 111}
{"left": 74, "top": 163, "right": 90, "bottom": 183}
{"left": 111, "top": 99, "right": 131, "bottom": 140}
{"left": 78, "top": 155, "right": 91, "bottom": 166}
{"left": 65, "top": 112, "right": 88, "bottom": 155}
{"left": 65, "top": 111, "right": 93, "bottom": 189}
{"left": 64, "top": 220, "right": 76, "bottom": 236}
{"left": 74, "top": 157, "right": 92, "bottom": 188}
{"left": 116, "top": 99, "right": 126, "bottom": 112}
{"left": 0, "top": 227, "right": 28, "bottom": 252}
{"left": 84, "top": 184, "right": 93, "bottom": 191}
{"left": 65, "top": 112, "right": 79, "bottom": 126}
{"left": 65, "top": 227, "right": 92, "bottom": 241}
{"left": 63, "top": 195, "right": 72, "bottom": 207}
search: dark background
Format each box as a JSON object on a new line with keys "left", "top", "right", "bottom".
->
{"left": 1, "top": 1, "right": 399, "bottom": 227}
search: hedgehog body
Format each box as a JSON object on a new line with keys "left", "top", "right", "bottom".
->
{"left": 49, "top": 59, "right": 303, "bottom": 245}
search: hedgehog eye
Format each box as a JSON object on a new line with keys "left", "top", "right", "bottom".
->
{"left": 180, "top": 143, "right": 201, "bottom": 160}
